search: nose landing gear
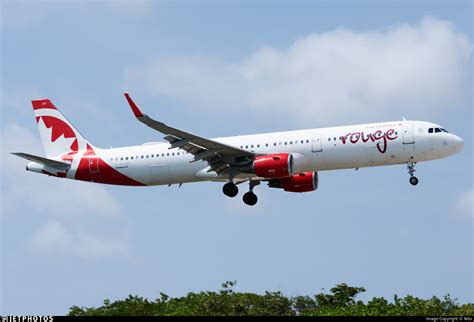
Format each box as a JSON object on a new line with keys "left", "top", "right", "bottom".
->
{"left": 407, "top": 162, "right": 419, "bottom": 186}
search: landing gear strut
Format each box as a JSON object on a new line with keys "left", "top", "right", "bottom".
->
{"left": 407, "top": 162, "right": 419, "bottom": 186}
{"left": 223, "top": 182, "right": 238, "bottom": 197}
{"left": 243, "top": 180, "right": 260, "bottom": 206}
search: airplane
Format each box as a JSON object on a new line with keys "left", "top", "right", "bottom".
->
{"left": 13, "top": 94, "right": 464, "bottom": 206}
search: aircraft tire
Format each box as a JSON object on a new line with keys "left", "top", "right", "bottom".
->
{"left": 223, "top": 182, "right": 238, "bottom": 197}
{"left": 243, "top": 191, "right": 258, "bottom": 206}
{"left": 409, "top": 176, "right": 419, "bottom": 186}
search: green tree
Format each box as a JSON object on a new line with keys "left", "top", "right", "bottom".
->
{"left": 68, "top": 282, "right": 474, "bottom": 316}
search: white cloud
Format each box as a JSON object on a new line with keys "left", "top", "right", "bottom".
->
{"left": 27, "top": 221, "right": 130, "bottom": 259}
{"left": 1, "top": 123, "right": 131, "bottom": 259}
{"left": 1, "top": 123, "right": 122, "bottom": 217}
{"left": 125, "top": 17, "right": 472, "bottom": 126}
{"left": 453, "top": 189, "right": 474, "bottom": 217}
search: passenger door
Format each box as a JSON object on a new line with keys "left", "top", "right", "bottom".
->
{"left": 403, "top": 123, "right": 415, "bottom": 144}
{"left": 311, "top": 137, "right": 323, "bottom": 152}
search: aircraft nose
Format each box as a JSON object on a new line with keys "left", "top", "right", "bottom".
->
{"left": 451, "top": 135, "right": 464, "bottom": 152}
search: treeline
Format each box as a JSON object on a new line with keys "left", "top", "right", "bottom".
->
{"left": 69, "top": 282, "right": 473, "bottom": 316}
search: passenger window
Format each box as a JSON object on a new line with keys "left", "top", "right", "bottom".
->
{"left": 265, "top": 143, "right": 269, "bottom": 147}
{"left": 428, "top": 128, "right": 433, "bottom": 133}
{"left": 435, "top": 128, "right": 441, "bottom": 133}
{"left": 131, "top": 157, "right": 134, "bottom": 160}
{"left": 306, "top": 140, "right": 309, "bottom": 143}
{"left": 126, "top": 157, "right": 128, "bottom": 160}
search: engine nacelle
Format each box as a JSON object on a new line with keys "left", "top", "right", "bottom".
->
{"left": 268, "top": 171, "right": 319, "bottom": 193}
{"left": 249, "top": 153, "right": 308, "bottom": 179}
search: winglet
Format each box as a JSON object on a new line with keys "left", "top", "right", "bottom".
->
{"left": 124, "top": 93, "right": 145, "bottom": 118}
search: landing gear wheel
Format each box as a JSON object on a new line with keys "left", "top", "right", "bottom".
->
{"left": 223, "top": 182, "right": 238, "bottom": 197}
{"left": 409, "top": 176, "right": 419, "bottom": 186}
{"left": 243, "top": 191, "right": 258, "bottom": 206}
{"left": 406, "top": 162, "right": 419, "bottom": 186}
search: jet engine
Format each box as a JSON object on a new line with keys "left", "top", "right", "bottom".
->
{"left": 241, "top": 153, "right": 308, "bottom": 179}
{"left": 268, "top": 171, "right": 318, "bottom": 192}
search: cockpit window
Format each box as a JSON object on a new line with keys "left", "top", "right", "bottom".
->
{"left": 428, "top": 127, "right": 448, "bottom": 133}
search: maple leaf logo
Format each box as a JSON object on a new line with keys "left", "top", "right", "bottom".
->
{"left": 37, "top": 116, "right": 78, "bottom": 155}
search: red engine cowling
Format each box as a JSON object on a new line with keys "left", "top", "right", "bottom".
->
{"left": 251, "top": 153, "right": 308, "bottom": 179}
{"left": 253, "top": 153, "right": 291, "bottom": 178}
{"left": 268, "top": 172, "right": 319, "bottom": 193}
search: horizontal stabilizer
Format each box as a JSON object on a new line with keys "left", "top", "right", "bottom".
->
{"left": 11, "top": 152, "right": 70, "bottom": 169}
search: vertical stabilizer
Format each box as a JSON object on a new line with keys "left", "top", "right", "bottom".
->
{"left": 32, "top": 99, "right": 92, "bottom": 157}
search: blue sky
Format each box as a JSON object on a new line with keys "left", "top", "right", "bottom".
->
{"left": 1, "top": 0, "right": 472, "bottom": 315}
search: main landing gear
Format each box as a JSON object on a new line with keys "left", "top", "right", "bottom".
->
{"left": 243, "top": 180, "right": 260, "bottom": 206}
{"left": 222, "top": 180, "right": 260, "bottom": 206}
{"left": 407, "top": 162, "right": 419, "bottom": 186}
{"left": 223, "top": 182, "right": 238, "bottom": 197}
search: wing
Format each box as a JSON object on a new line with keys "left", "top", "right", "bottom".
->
{"left": 124, "top": 93, "right": 254, "bottom": 175}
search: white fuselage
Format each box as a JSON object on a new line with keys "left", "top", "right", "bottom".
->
{"left": 57, "top": 120, "right": 462, "bottom": 186}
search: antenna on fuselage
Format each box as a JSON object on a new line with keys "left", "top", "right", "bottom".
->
{"left": 402, "top": 116, "right": 407, "bottom": 121}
